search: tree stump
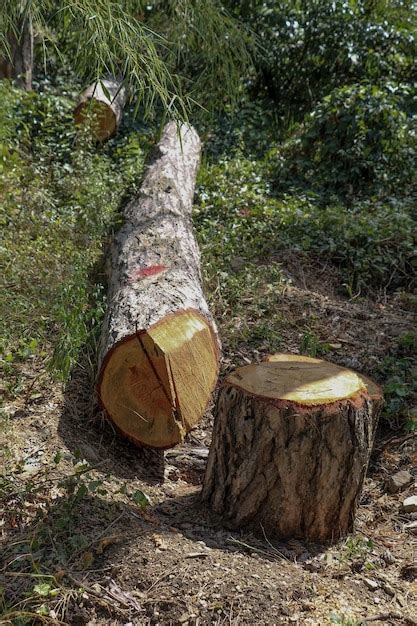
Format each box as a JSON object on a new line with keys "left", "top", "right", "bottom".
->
{"left": 74, "top": 79, "right": 127, "bottom": 141}
{"left": 97, "top": 122, "right": 220, "bottom": 449}
{"left": 202, "top": 354, "right": 383, "bottom": 542}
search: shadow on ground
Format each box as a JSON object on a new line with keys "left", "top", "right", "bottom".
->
{"left": 58, "top": 360, "right": 165, "bottom": 485}
{"left": 1, "top": 487, "right": 319, "bottom": 624}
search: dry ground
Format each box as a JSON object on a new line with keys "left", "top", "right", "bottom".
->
{"left": 1, "top": 261, "right": 416, "bottom": 626}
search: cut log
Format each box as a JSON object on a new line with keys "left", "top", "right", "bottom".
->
{"left": 0, "top": 12, "right": 33, "bottom": 90}
{"left": 74, "top": 79, "right": 127, "bottom": 141}
{"left": 97, "top": 122, "right": 220, "bottom": 449}
{"left": 202, "top": 353, "right": 383, "bottom": 542}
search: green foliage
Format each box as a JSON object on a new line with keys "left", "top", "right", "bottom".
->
{"left": 200, "top": 97, "right": 280, "bottom": 159}
{"left": 1, "top": 0, "right": 252, "bottom": 117}
{"left": 1, "top": 445, "right": 153, "bottom": 621}
{"left": 196, "top": 152, "right": 416, "bottom": 295}
{"left": 377, "top": 332, "right": 417, "bottom": 431}
{"left": 1, "top": 452, "right": 99, "bottom": 620}
{"left": 300, "top": 329, "right": 330, "bottom": 358}
{"left": 279, "top": 195, "right": 416, "bottom": 292}
{"left": 276, "top": 83, "right": 416, "bottom": 195}
{"left": 229, "top": 0, "right": 416, "bottom": 118}
{"left": 343, "top": 535, "right": 374, "bottom": 558}
{"left": 0, "top": 82, "right": 146, "bottom": 383}
{"left": 141, "top": 0, "right": 252, "bottom": 112}
{"left": 131, "top": 489, "right": 151, "bottom": 509}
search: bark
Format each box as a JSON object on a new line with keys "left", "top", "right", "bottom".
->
{"left": 74, "top": 79, "right": 127, "bottom": 141}
{"left": 97, "top": 121, "right": 220, "bottom": 449}
{"left": 202, "top": 354, "right": 383, "bottom": 543}
{"left": 0, "top": 13, "right": 33, "bottom": 90}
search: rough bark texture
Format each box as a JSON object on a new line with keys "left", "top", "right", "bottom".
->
{"left": 0, "top": 13, "right": 33, "bottom": 90}
{"left": 97, "top": 122, "right": 220, "bottom": 449}
{"left": 74, "top": 79, "right": 127, "bottom": 141}
{"left": 202, "top": 356, "right": 383, "bottom": 543}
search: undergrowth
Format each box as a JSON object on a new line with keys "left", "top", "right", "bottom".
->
{"left": 195, "top": 96, "right": 416, "bottom": 430}
{"left": 0, "top": 81, "right": 148, "bottom": 389}
{"left": 196, "top": 142, "right": 416, "bottom": 297}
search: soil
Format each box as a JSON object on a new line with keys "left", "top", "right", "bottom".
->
{"left": 1, "top": 259, "right": 416, "bottom": 626}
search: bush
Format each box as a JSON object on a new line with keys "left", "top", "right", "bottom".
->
{"left": 278, "top": 195, "right": 417, "bottom": 292}
{"left": 229, "top": 0, "right": 417, "bottom": 120}
{"left": 276, "top": 83, "right": 416, "bottom": 195}
{"left": 196, "top": 153, "right": 416, "bottom": 295}
{"left": 229, "top": 0, "right": 416, "bottom": 119}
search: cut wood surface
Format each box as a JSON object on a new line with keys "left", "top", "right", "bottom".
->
{"left": 74, "top": 79, "right": 127, "bottom": 141}
{"left": 202, "top": 353, "right": 383, "bottom": 542}
{"left": 97, "top": 122, "right": 220, "bottom": 449}
{"left": 265, "top": 353, "right": 382, "bottom": 405}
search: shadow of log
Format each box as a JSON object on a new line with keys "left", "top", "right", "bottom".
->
{"left": 153, "top": 489, "right": 327, "bottom": 564}
{"left": 2, "top": 487, "right": 333, "bottom": 625}
{"left": 58, "top": 357, "right": 165, "bottom": 485}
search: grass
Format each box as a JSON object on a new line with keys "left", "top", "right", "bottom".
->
{"left": 0, "top": 81, "right": 149, "bottom": 391}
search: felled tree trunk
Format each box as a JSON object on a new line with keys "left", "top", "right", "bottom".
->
{"left": 202, "top": 354, "right": 383, "bottom": 543}
{"left": 0, "top": 12, "right": 33, "bottom": 90}
{"left": 74, "top": 79, "right": 127, "bottom": 141}
{"left": 97, "top": 122, "right": 220, "bottom": 449}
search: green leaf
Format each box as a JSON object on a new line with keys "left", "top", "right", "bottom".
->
{"left": 76, "top": 484, "right": 88, "bottom": 499}
{"left": 131, "top": 490, "right": 150, "bottom": 509}
{"left": 36, "top": 604, "right": 50, "bottom": 615}
{"left": 88, "top": 480, "right": 102, "bottom": 493}
{"left": 33, "top": 583, "right": 52, "bottom": 596}
{"left": 53, "top": 451, "right": 62, "bottom": 464}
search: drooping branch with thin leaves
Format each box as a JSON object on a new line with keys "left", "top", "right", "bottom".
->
{"left": 0, "top": 0, "right": 252, "bottom": 117}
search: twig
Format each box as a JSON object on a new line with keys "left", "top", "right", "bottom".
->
{"left": 145, "top": 564, "right": 178, "bottom": 594}
{"left": 65, "top": 572, "right": 133, "bottom": 612}
{"left": 260, "top": 524, "right": 291, "bottom": 562}
{"left": 23, "top": 371, "right": 45, "bottom": 406}
{"left": 226, "top": 536, "right": 280, "bottom": 560}
{"left": 0, "top": 610, "right": 67, "bottom": 624}
{"left": 3, "top": 572, "right": 55, "bottom": 578}
{"left": 8, "top": 460, "right": 107, "bottom": 495}
{"left": 68, "top": 511, "right": 125, "bottom": 563}
{"left": 375, "top": 432, "right": 416, "bottom": 451}
{"left": 356, "top": 528, "right": 387, "bottom": 549}
{"left": 363, "top": 612, "right": 403, "bottom": 623}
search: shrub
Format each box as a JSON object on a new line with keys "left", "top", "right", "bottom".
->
{"left": 276, "top": 83, "right": 416, "bottom": 195}
{"left": 232, "top": 0, "right": 417, "bottom": 119}
{"left": 278, "top": 195, "right": 417, "bottom": 292}
{"left": 196, "top": 153, "right": 416, "bottom": 294}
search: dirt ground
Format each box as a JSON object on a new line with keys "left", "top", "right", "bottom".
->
{"left": 1, "top": 260, "right": 416, "bottom": 625}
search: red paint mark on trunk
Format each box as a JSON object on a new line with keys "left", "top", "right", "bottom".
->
{"left": 129, "top": 264, "right": 168, "bottom": 283}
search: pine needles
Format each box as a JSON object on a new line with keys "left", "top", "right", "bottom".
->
{"left": 0, "top": 0, "right": 252, "bottom": 118}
